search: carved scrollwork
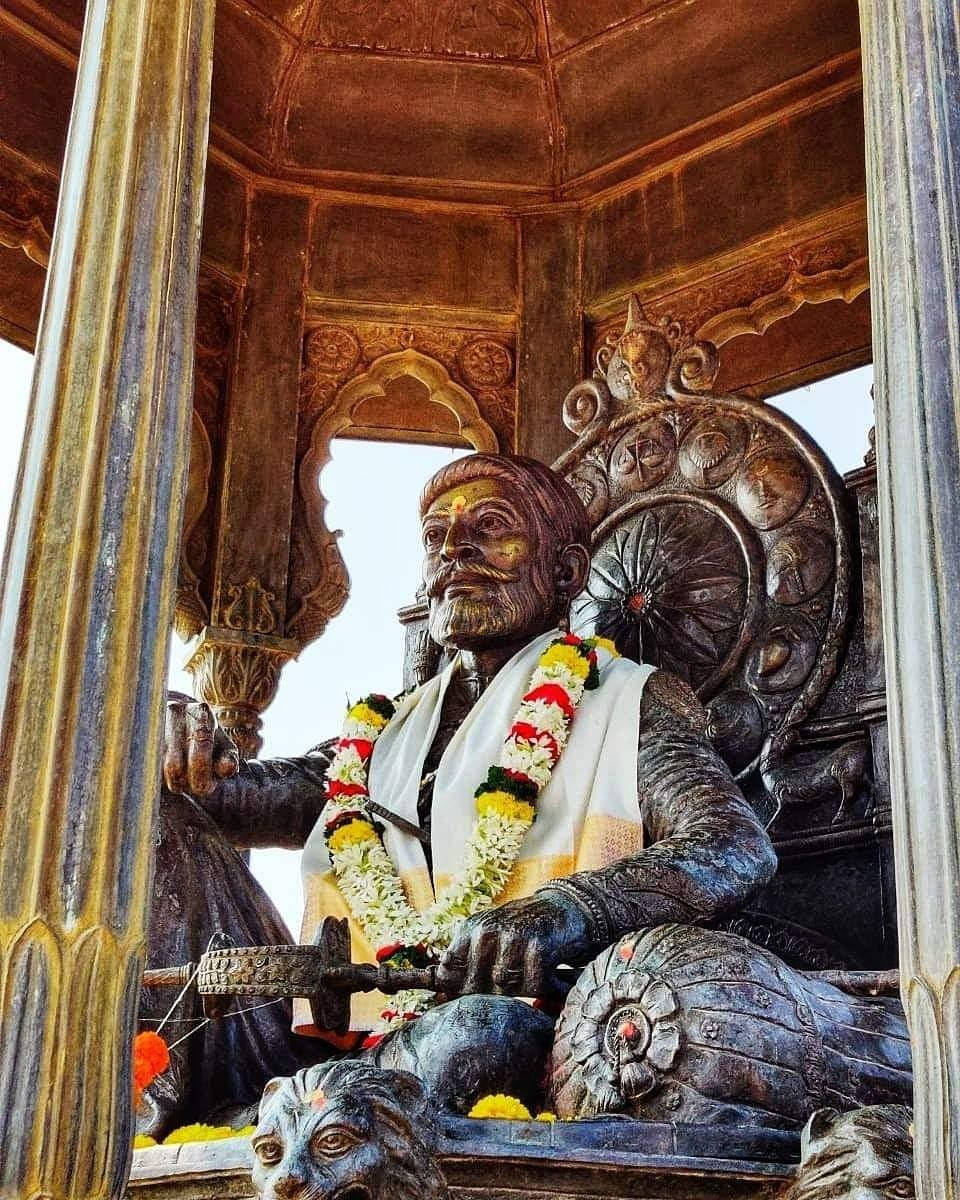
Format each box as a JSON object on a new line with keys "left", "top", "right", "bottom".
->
{"left": 0, "top": 172, "right": 56, "bottom": 267}
{"left": 561, "top": 378, "right": 613, "bottom": 437}
{"left": 594, "top": 297, "right": 720, "bottom": 409}
{"left": 222, "top": 576, "right": 279, "bottom": 636}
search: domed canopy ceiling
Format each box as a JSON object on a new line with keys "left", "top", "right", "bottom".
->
{"left": 212, "top": 0, "right": 860, "bottom": 200}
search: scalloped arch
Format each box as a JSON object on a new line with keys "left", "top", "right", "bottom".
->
{"left": 285, "top": 348, "right": 498, "bottom": 647}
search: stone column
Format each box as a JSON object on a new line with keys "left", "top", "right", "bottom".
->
{"left": 0, "top": 0, "right": 213, "bottom": 1196}
{"left": 186, "top": 192, "right": 311, "bottom": 758}
{"left": 517, "top": 211, "right": 583, "bottom": 464}
{"left": 858, "top": 1, "right": 960, "bottom": 1195}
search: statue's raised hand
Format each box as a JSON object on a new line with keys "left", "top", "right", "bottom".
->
{"left": 162, "top": 692, "right": 239, "bottom": 798}
{"left": 435, "top": 891, "right": 593, "bottom": 998}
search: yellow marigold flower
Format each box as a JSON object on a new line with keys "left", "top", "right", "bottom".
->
{"left": 348, "top": 702, "right": 389, "bottom": 730}
{"left": 591, "top": 636, "right": 620, "bottom": 658}
{"left": 468, "top": 1093, "right": 532, "bottom": 1120}
{"left": 476, "top": 791, "right": 536, "bottom": 824}
{"left": 536, "top": 1111, "right": 557, "bottom": 1122}
{"left": 133, "top": 1134, "right": 157, "bottom": 1149}
{"left": 328, "top": 819, "right": 379, "bottom": 853}
{"left": 540, "top": 643, "right": 590, "bottom": 679}
{"left": 162, "top": 1123, "right": 254, "bottom": 1145}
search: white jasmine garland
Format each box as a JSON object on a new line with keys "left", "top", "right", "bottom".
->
{"left": 318, "top": 635, "right": 619, "bottom": 1040}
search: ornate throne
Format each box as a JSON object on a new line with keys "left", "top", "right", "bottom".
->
{"left": 401, "top": 297, "right": 893, "bottom": 973}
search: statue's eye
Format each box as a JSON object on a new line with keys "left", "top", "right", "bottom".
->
{"left": 422, "top": 525, "right": 445, "bottom": 551}
{"left": 477, "top": 512, "right": 507, "bottom": 535}
{"left": 310, "top": 1127, "right": 363, "bottom": 1159}
{"left": 253, "top": 1137, "right": 283, "bottom": 1166}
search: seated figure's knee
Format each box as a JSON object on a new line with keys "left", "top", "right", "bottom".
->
{"left": 549, "top": 925, "right": 912, "bottom": 1130}
{"left": 367, "top": 994, "right": 555, "bottom": 1114}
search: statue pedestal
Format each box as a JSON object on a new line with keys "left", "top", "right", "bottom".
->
{"left": 129, "top": 1122, "right": 796, "bottom": 1200}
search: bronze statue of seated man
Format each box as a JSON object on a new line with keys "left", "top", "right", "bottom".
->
{"left": 151, "top": 453, "right": 910, "bottom": 1131}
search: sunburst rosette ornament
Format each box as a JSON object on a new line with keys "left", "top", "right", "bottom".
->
{"left": 318, "top": 635, "right": 619, "bottom": 1042}
{"left": 550, "top": 933, "right": 683, "bottom": 1118}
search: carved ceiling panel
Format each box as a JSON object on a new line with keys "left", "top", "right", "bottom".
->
{"left": 309, "top": 0, "right": 539, "bottom": 60}
{"left": 9, "top": 0, "right": 866, "bottom": 201}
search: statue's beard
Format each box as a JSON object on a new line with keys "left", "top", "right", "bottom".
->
{"left": 427, "top": 565, "right": 556, "bottom": 649}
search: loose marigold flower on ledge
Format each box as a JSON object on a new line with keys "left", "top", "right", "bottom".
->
{"left": 468, "top": 1093, "right": 533, "bottom": 1120}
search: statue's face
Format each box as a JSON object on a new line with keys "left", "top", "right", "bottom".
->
{"left": 421, "top": 476, "right": 557, "bottom": 649}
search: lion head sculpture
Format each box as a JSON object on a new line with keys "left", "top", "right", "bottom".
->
{"left": 784, "top": 1106, "right": 913, "bottom": 1199}
{"left": 251, "top": 1061, "right": 448, "bottom": 1200}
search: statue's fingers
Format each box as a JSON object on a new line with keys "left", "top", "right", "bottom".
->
{"left": 461, "top": 927, "right": 499, "bottom": 996}
{"left": 163, "top": 700, "right": 189, "bottom": 793}
{"left": 213, "top": 727, "right": 240, "bottom": 778}
{"left": 490, "top": 934, "right": 525, "bottom": 996}
{"left": 436, "top": 932, "right": 471, "bottom": 993}
{"left": 522, "top": 940, "right": 549, "bottom": 999}
{"left": 186, "top": 701, "right": 216, "bottom": 797}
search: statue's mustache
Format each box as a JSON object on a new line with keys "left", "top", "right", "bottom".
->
{"left": 427, "top": 563, "right": 515, "bottom": 598}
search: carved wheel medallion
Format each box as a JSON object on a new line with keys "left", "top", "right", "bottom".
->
{"left": 575, "top": 496, "right": 763, "bottom": 698}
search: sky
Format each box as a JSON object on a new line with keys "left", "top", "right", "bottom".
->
{"left": 0, "top": 338, "right": 874, "bottom": 933}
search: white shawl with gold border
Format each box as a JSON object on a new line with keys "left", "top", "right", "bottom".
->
{"left": 297, "top": 630, "right": 654, "bottom": 1033}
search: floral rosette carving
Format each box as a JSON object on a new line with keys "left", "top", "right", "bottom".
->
{"left": 551, "top": 934, "right": 682, "bottom": 1117}
{"left": 573, "top": 502, "right": 758, "bottom": 697}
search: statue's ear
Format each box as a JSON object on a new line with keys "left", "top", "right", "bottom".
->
{"left": 801, "top": 1107, "right": 841, "bottom": 1159}
{"left": 258, "top": 1076, "right": 286, "bottom": 1121}
{"left": 383, "top": 1069, "right": 432, "bottom": 1116}
{"left": 556, "top": 543, "right": 591, "bottom": 600}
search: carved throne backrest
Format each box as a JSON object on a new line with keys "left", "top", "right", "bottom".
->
{"left": 555, "top": 298, "right": 857, "bottom": 826}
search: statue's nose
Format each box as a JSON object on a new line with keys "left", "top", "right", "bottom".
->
{"left": 441, "top": 526, "right": 481, "bottom": 565}
{"left": 269, "top": 1169, "right": 309, "bottom": 1200}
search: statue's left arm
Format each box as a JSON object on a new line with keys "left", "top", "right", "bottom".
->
{"left": 540, "top": 671, "right": 777, "bottom": 945}
{"left": 437, "top": 671, "right": 777, "bottom": 996}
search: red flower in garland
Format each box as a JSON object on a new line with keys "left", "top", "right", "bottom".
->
{"left": 524, "top": 682, "right": 575, "bottom": 718}
{"left": 339, "top": 738, "right": 374, "bottom": 760}
{"left": 326, "top": 780, "right": 368, "bottom": 799}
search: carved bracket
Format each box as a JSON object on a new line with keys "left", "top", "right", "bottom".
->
{"left": 185, "top": 627, "right": 297, "bottom": 758}
{"left": 0, "top": 171, "right": 56, "bottom": 267}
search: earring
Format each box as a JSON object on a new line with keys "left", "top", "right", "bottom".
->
{"left": 557, "top": 590, "right": 571, "bottom": 634}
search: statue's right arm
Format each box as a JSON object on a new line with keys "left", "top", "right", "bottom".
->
{"left": 162, "top": 693, "right": 332, "bottom": 850}
{"left": 198, "top": 746, "right": 334, "bottom": 850}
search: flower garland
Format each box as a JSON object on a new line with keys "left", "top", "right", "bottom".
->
{"left": 318, "top": 633, "right": 618, "bottom": 1041}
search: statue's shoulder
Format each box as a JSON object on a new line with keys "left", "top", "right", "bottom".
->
{"left": 637, "top": 669, "right": 708, "bottom": 734}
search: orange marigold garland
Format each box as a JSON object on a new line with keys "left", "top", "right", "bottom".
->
{"left": 133, "top": 1031, "right": 170, "bottom": 1102}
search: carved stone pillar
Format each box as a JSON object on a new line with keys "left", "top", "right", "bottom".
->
{"left": 858, "top": 1, "right": 960, "bottom": 1194}
{"left": 186, "top": 192, "right": 311, "bottom": 756}
{"left": 0, "top": 1, "right": 213, "bottom": 1196}
{"left": 517, "top": 211, "right": 583, "bottom": 464}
